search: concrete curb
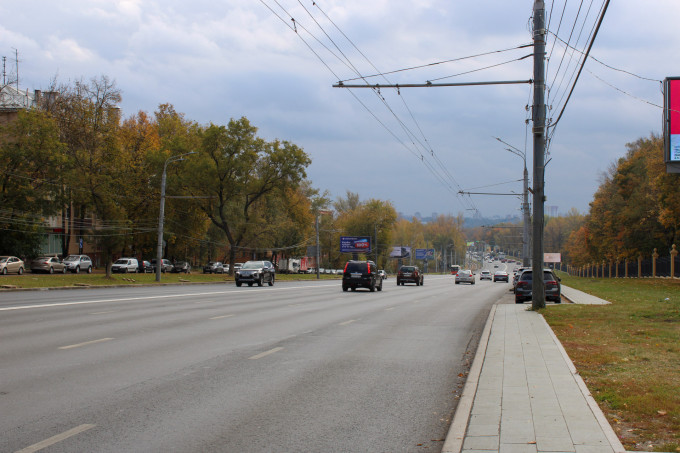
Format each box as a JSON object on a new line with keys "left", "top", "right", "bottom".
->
{"left": 441, "top": 304, "right": 497, "bottom": 453}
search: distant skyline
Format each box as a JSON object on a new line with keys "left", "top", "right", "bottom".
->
{"left": 2, "top": 0, "right": 677, "bottom": 217}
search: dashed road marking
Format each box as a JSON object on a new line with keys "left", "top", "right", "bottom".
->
{"left": 249, "top": 347, "right": 284, "bottom": 360}
{"left": 209, "top": 314, "right": 234, "bottom": 320}
{"left": 339, "top": 319, "right": 357, "bottom": 326}
{"left": 59, "top": 338, "right": 113, "bottom": 350}
{"left": 15, "top": 423, "right": 96, "bottom": 453}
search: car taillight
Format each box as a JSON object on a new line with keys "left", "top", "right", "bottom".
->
{"left": 545, "top": 280, "right": 557, "bottom": 286}
{"left": 343, "top": 262, "right": 349, "bottom": 272}
{"left": 517, "top": 281, "right": 527, "bottom": 288}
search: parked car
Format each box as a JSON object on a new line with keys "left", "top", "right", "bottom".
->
{"left": 63, "top": 255, "right": 93, "bottom": 274}
{"left": 235, "top": 260, "right": 275, "bottom": 287}
{"left": 139, "top": 260, "right": 153, "bottom": 273}
{"left": 514, "top": 269, "right": 562, "bottom": 303}
{"left": 111, "top": 257, "right": 139, "bottom": 273}
{"left": 342, "top": 260, "right": 382, "bottom": 292}
{"left": 233, "top": 262, "right": 244, "bottom": 272}
{"left": 172, "top": 261, "right": 191, "bottom": 273}
{"left": 513, "top": 267, "right": 528, "bottom": 288}
{"left": 479, "top": 270, "right": 492, "bottom": 281}
{"left": 455, "top": 269, "right": 475, "bottom": 284}
{"left": 150, "top": 258, "right": 173, "bottom": 273}
{"left": 203, "top": 262, "right": 225, "bottom": 274}
{"left": 0, "top": 256, "right": 25, "bottom": 275}
{"left": 396, "top": 265, "right": 423, "bottom": 286}
{"left": 378, "top": 269, "right": 387, "bottom": 280}
{"left": 30, "top": 256, "right": 67, "bottom": 274}
{"left": 493, "top": 271, "right": 509, "bottom": 282}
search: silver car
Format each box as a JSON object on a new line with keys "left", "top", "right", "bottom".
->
{"left": 31, "top": 256, "right": 67, "bottom": 274}
{"left": 63, "top": 255, "right": 93, "bottom": 273}
{"left": 0, "top": 256, "right": 25, "bottom": 275}
{"left": 455, "top": 269, "right": 475, "bottom": 284}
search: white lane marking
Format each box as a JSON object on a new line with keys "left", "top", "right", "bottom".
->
{"left": 89, "top": 311, "right": 116, "bottom": 315}
{"left": 248, "top": 347, "right": 284, "bottom": 360}
{"left": 384, "top": 307, "right": 395, "bottom": 311}
{"left": 209, "top": 314, "right": 234, "bottom": 320}
{"left": 339, "top": 319, "right": 357, "bottom": 326}
{"left": 15, "top": 423, "right": 96, "bottom": 453}
{"left": 59, "top": 338, "right": 114, "bottom": 350}
{"left": 0, "top": 284, "right": 338, "bottom": 312}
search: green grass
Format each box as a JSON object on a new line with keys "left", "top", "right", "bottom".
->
{"left": 0, "top": 270, "right": 341, "bottom": 289}
{"left": 543, "top": 275, "right": 680, "bottom": 451}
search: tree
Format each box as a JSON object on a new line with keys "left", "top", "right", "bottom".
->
{"left": 183, "top": 117, "right": 311, "bottom": 272}
{"left": 0, "top": 109, "right": 65, "bottom": 257}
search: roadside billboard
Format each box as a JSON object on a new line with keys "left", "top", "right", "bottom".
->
{"left": 544, "top": 253, "right": 561, "bottom": 263}
{"left": 340, "top": 236, "right": 372, "bottom": 254}
{"left": 664, "top": 77, "right": 680, "bottom": 172}
{"left": 389, "top": 246, "right": 411, "bottom": 258}
{"left": 415, "top": 248, "right": 435, "bottom": 260}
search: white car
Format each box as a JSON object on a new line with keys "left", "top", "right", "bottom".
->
{"left": 111, "top": 257, "right": 139, "bottom": 273}
{"left": 479, "top": 270, "right": 492, "bottom": 281}
{"left": 455, "top": 269, "right": 475, "bottom": 284}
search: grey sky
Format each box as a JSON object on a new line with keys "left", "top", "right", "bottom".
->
{"left": 2, "top": 0, "right": 677, "bottom": 218}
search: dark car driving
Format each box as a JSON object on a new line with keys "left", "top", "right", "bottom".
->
{"left": 342, "top": 260, "right": 382, "bottom": 292}
{"left": 514, "top": 269, "right": 562, "bottom": 303}
{"left": 235, "top": 260, "right": 275, "bottom": 287}
{"left": 396, "top": 265, "right": 423, "bottom": 286}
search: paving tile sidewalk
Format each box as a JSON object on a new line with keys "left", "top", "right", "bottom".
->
{"left": 443, "top": 302, "right": 625, "bottom": 453}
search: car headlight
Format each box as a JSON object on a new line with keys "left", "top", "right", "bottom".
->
{"left": 235, "top": 272, "right": 240, "bottom": 277}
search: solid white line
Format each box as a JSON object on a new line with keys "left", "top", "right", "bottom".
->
{"left": 15, "top": 423, "right": 96, "bottom": 453}
{"left": 384, "top": 307, "right": 395, "bottom": 311}
{"left": 89, "top": 311, "right": 116, "bottom": 315}
{"left": 248, "top": 347, "right": 283, "bottom": 360}
{"left": 209, "top": 314, "right": 234, "bottom": 320}
{"left": 0, "top": 284, "right": 338, "bottom": 312}
{"left": 59, "top": 338, "right": 114, "bottom": 350}
{"left": 339, "top": 319, "right": 357, "bottom": 326}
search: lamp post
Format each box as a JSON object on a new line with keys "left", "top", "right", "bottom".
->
{"left": 156, "top": 152, "right": 195, "bottom": 282}
{"left": 494, "top": 137, "right": 531, "bottom": 268}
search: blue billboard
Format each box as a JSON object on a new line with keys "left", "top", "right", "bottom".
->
{"left": 340, "top": 236, "right": 372, "bottom": 253}
{"left": 415, "top": 248, "right": 435, "bottom": 260}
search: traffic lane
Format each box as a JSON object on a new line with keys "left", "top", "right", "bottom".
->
{"left": 2, "top": 276, "right": 506, "bottom": 452}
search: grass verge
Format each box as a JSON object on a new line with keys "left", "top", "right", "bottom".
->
{"left": 0, "top": 271, "right": 341, "bottom": 289}
{"left": 543, "top": 275, "right": 680, "bottom": 452}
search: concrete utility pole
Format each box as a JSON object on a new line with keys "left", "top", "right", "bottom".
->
{"left": 531, "top": 0, "right": 547, "bottom": 309}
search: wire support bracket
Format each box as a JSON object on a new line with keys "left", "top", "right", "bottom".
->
{"left": 334, "top": 80, "right": 533, "bottom": 89}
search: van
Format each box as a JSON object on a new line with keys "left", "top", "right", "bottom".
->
{"left": 111, "top": 258, "right": 139, "bottom": 273}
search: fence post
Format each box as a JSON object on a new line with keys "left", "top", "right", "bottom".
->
{"left": 672, "top": 245, "right": 678, "bottom": 278}
{"left": 652, "top": 248, "right": 659, "bottom": 278}
{"left": 609, "top": 260, "right": 613, "bottom": 278}
{"left": 615, "top": 259, "right": 619, "bottom": 278}
{"left": 602, "top": 260, "right": 605, "bottom": 279}
{"left": 624, "top": 258, "right": 628, "bottom": 278}
{"left": 638, "top": 254, "right": 643, "bottom": 278}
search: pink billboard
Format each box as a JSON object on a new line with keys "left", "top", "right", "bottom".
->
{"left": 667, "top": 78, "right": 680, "bottom": 161}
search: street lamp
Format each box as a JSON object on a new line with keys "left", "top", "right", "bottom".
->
{"left": 156, "top": 151, "right": 196, "bottom": 282}
{"left": 494, "top": 137, "right": 531, "bottom": 268}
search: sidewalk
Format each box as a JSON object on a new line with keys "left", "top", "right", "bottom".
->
{"left": 443, "top": 287, "right": 624, "bottom": 453}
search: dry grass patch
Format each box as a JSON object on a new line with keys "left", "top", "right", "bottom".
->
{"left": 543, "top": 276, "right": 680, "bottom": 452}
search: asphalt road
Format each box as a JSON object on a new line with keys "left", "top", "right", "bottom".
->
{"left": 0, "top": 273, "right": 512, "bottom": 452}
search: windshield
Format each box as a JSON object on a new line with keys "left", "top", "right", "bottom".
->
{"left": 64, "top": 256, "right": 79, "bottom": 262}
{"left": 114, "top": 259, "right": 128, "bottom": 264}
{"left": 0, "top": 257, "right": 8, "bottom": 263}
{"left": 400, "top": 266, "right": 415, "bottom": 272}
{"left": 242, "top": 261, "right": 264, "bottom": 269}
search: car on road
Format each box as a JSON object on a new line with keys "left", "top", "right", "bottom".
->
{"left": 455, "top": 269, "right": 475, "bottom": 284}
{"left": 514, "top": 269, "right": 561, "bottom": 303}
{"left": 342, "top": 260, "right": 382, "bottom": 292}
{"left": 378, "top": 269, "right": 387, "bottom": 280}
{"left": 0, "top": 256, "right": 25, "bottom": 275}
{"left": 63, "top": 255, "right": 93, "bottom": 274}
{"left": 111, "top": 257, "right": 139, "bottom": 273}
{"left": 203, "top": 261, "right": 225, "bottom": 274}
{"left": 150, "top": 258, "right": 173, "bottom": 273}
{"left": 30, "top": 256, "right": 67, "bottom": 274}
{"left": 171, "top": 261, "right": 191, "bottom": 273}
{"left": 479, "top": 270, "right": 492, "bottom": 281}
{"left": 397, "top": 265, "right": 423, "bottom": 286}
{"left": 493, "top": 271, "right": 509, "bottom": 282}
{"left": 235, "top": 260, "right": 275, "bottom": 287}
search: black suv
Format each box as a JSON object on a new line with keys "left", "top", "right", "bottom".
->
{"left": 342, "top": 260, "right": 383, "bottom": 292}
{"left": 397, "top": 265, "right": 424, "bottom": 286}
{"left": 514, "top": 269, "right": 561, "bottom": 303}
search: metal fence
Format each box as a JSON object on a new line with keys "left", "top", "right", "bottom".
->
{"left": 565, "top": 246, "right": 680, "bottom": 278}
